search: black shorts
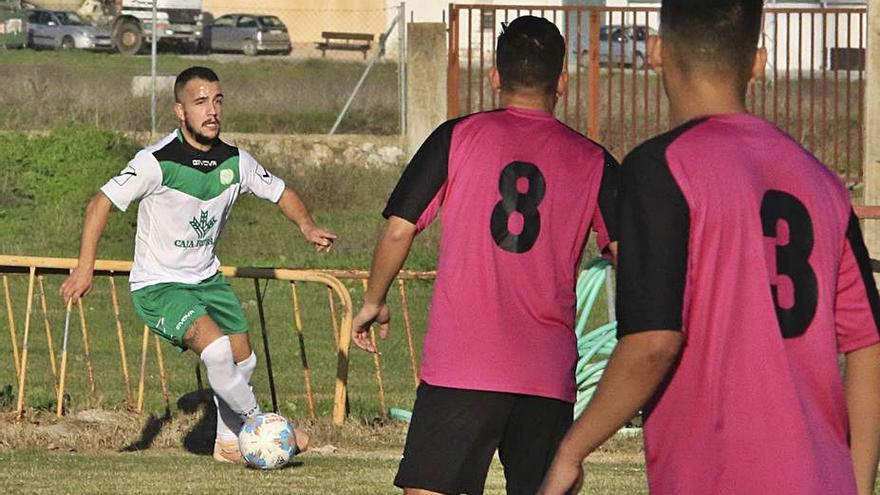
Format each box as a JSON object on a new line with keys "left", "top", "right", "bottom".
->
{"left": 394, "top": 383, "right": 573, "bottom": 495}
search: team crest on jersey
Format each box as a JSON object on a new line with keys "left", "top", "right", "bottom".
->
{"left": 220, "top": 169, "right": 233, "bottom": 185}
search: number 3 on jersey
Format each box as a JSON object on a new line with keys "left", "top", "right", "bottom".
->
{"left": 760, "top": 190, "right": 818, "bottom": 339}
{"left": 491, "top": 161, "right": 546, "bottom": 254}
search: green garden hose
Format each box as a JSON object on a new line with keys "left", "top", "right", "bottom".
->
{"left": 573, "top": 258, "right": 618, "bottom": 418}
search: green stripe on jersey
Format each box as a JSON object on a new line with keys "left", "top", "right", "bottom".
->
{"left": 159, "top": 157, "right": 240, "bottom": 200}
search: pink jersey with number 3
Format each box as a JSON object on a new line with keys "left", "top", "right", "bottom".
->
{"left": 616, "top": 114, "right": 880, "bottom": 494}
{"left": 384, "top": 107, "right": 619, "bottom": 403}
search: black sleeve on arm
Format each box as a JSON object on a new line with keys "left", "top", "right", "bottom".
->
{"left": 598, "top": 150, "right": 621, "bottom": 242}
{"left": 616, "top": 138, "right": 691, "bottom": 338}
{"left": 383, "top": 118, "right": 460, "bottom": 224}
{"left": 846, "top": 210, "right": 880, "bottom": 332}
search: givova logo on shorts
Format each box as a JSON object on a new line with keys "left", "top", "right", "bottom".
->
{"left": 175, "top": 210, "right": 218, "bottom": 248}
{"left": 176, "top": 309, "right": 196, "bottom": 331}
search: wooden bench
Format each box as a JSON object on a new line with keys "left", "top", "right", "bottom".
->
{"left": 315, "top": 31, "right": 374, "bottom": 59}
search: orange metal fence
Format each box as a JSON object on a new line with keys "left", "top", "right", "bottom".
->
{"left": 0, "top": 256, "right": 353, "bottom": 426}
{"left": 319, "top": 269, "right": 435, "bottom": 420}
{"left": 448, "top": 4, "right": 867, "bottom": 184}
{"left": 5, "top": 210, "right": 879, "bottom": 423}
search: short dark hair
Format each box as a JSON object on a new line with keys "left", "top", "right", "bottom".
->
{"left": 174, "top": 66, "right": 220, "bottom": 102}
{"left": 661, "top": 0, "right": 763, "bottom": 80}
{"left": 496, "top": 16, "right": 565, "bottom": 95}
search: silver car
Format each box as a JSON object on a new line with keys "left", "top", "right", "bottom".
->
{"left": 26, "top": 9, "right": 113, "bottom": 51}
{"left": 577, "top": 25, "right": 656, "bottom": 69}
{"left": 203, "top": 14, "right": 291, "bottom": 56}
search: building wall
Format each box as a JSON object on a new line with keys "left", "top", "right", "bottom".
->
{"left": 441, "top": 0, "right": 867, "bottom": 72}
{"left": 202, "top": 0, "right": 390, "bottom": 45}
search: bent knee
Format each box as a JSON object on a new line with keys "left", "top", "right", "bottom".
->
{"left": 183, "top": 315, "right": 224, "bottom": 354}
{"left": 228, "top": 332, "right": 253, "bottom": 362}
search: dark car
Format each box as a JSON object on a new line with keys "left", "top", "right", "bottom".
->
{"left": 26, "top": 9, "right": 113, "bottom": 51}
{"left": 202, "top": 14, "right": 291, "bottom": 56}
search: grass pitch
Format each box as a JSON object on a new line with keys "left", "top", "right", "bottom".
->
{"left": 0, "top": 50, "right": 400, "bottom": 135}
{"left": 0, "top": 410, "right": 647, "bottom": 494}
{"left": 2, "top": 448, "right": 648, "bottom": 495}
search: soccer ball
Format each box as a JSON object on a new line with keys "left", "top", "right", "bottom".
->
{"left": 238, "top": 413, "right": 297, "bottom": 470}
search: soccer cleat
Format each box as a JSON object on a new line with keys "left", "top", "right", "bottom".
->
{"left": 293, "top": 427, "right": 310, "bottom": 454}
{"left": 212, "top": 438, "right": 244, "bottom": 464}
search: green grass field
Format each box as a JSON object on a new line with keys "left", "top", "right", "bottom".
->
{"left": 0, "top": 50, "right": 400, "bottom": 135}
{"left": 0, "top": 124, "right": 451, "bottom": 418}
{"left": 0, "top": 408, "right": 647, "bottom": 494}
{"left": 1, "top": 446, "right": 648, "bottom": 494}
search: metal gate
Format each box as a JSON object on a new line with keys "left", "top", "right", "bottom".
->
{"left": 448, "top": 4, "right": 867, "bottom": 184}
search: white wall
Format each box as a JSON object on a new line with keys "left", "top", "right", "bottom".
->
{"left": 398, "top": 0, "right": 563, "bottom": 24}
{"left": 764, "top": 7, "right": 867, "bottom": 74}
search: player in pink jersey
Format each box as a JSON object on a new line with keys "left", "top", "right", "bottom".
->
{"left": 352, "top": 16, "right": 619, "bottom": 495}
{"left": 540, "top": 1, "right": 880, "bottom": 494}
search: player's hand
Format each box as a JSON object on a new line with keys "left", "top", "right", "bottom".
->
{"left": 352, "top": 303, "right": 390, "bottom": 354}
{"left": 59, "top": 265, "right": 95, "bottom": 304}
{"left": 537, "top": 455, "right": 584, "bottom": 495}
{"left": 302, "top": 225, "right": 337, "bottom": 253}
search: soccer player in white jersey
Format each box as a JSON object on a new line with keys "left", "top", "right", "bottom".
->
{"left": 60, "top": 66, "right": 335, "bottom": 463}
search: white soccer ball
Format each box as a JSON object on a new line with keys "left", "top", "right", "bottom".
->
{"left": 238, "top": 413, "right": 297, "bottom": 470}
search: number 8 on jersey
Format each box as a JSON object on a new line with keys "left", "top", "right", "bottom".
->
{"left": 491, "top": 161, "right": 546, "bottom": 254}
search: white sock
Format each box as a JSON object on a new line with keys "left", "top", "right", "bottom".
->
{"left": 214, "top": 352, "right": 257, "bottom": 441}
{"left": 237, "top": 352, "right": 257, "bottom": 383}
{"left": 200, "top": 337, "right": 261, "bottom": 436}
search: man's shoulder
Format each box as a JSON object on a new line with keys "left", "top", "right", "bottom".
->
{"left": 230, "top": 143, "right": 253, "bottom": 162}
{"left": 140, "top": 130, "right": 180, "bottom": 157}
{"left": 623, "top": 119, "right": 707, "bottom": 170}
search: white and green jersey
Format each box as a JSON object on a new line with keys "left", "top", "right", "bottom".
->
{"left": 101, "top": 130, "right": 285, "bottom": 291}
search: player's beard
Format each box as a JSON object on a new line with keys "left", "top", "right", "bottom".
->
{"left": 185, "top": 117, "right": 221, "bottom": 147}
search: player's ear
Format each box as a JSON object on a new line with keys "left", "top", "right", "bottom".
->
{"left": 648, "top": 35, "right": 663, "bottom": 75}
{"left": 750, "top": 47, "right": 768, "bottom": 82}
{"left": 556, "top": 71, "right": 569, "bottom": 98}
{"left": 489, "top": 66, "right": 502, "bottom": 92}
{"left": 173, "top": 101, "right": 186, "bottom": 122}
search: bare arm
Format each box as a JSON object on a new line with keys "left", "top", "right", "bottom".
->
{"left": 351, "top": 216, "right": 418, "bottom": 353}
{"left": 277, "top": 187, "right": 336, "bottom": 252}
{"left": 846, "top": 343, "right": 880, "bottom": 495}
{"left": 607, "top": 241, "right": 618, "bottom": 268}
{"left": 539, "top": 330, "right": 684, "bottom": 495}
{"left": 59, "top": 192, "right": 113, "bottom": 303}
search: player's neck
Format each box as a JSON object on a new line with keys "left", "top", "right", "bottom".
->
{"left": 499, "top": 90, "right": 556, "bottom": 114}
{"left": 179, "top": 127, "right": 215, "bottom": 152}
{"left": 667, "top": 79, "right": 748, "bottom": 127}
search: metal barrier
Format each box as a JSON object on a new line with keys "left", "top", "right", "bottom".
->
{"left": 319, "top": 269, "right": 434, "bottom": 421}
{"left": 4, "top": 201, "right": 877, "bottom": 422}
{"left": 448, "top": 5, "right": 867, "bottom": 184}
{"left": 0, "top": 256, "right": 353, "bottom": 426}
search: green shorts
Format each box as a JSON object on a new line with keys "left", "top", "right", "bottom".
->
{"left": 131, "top": 273, "right": 248, "bottom": 352}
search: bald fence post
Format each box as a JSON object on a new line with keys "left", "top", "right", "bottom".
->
{"left": 406, "top": 23, "right": 448, "bottom": 160}
{"left": 864, "top": 1, "right": 880, "bottom": 259}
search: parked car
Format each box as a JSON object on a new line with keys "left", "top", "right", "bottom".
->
{"left": 576, "top": 25, "right": 656, "bottom": 69}
{"left": 26, "top": 9, "right": 113, "bottom": 51}
{"left": 202, "top": 14, "right": 291, "bottom": 56}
